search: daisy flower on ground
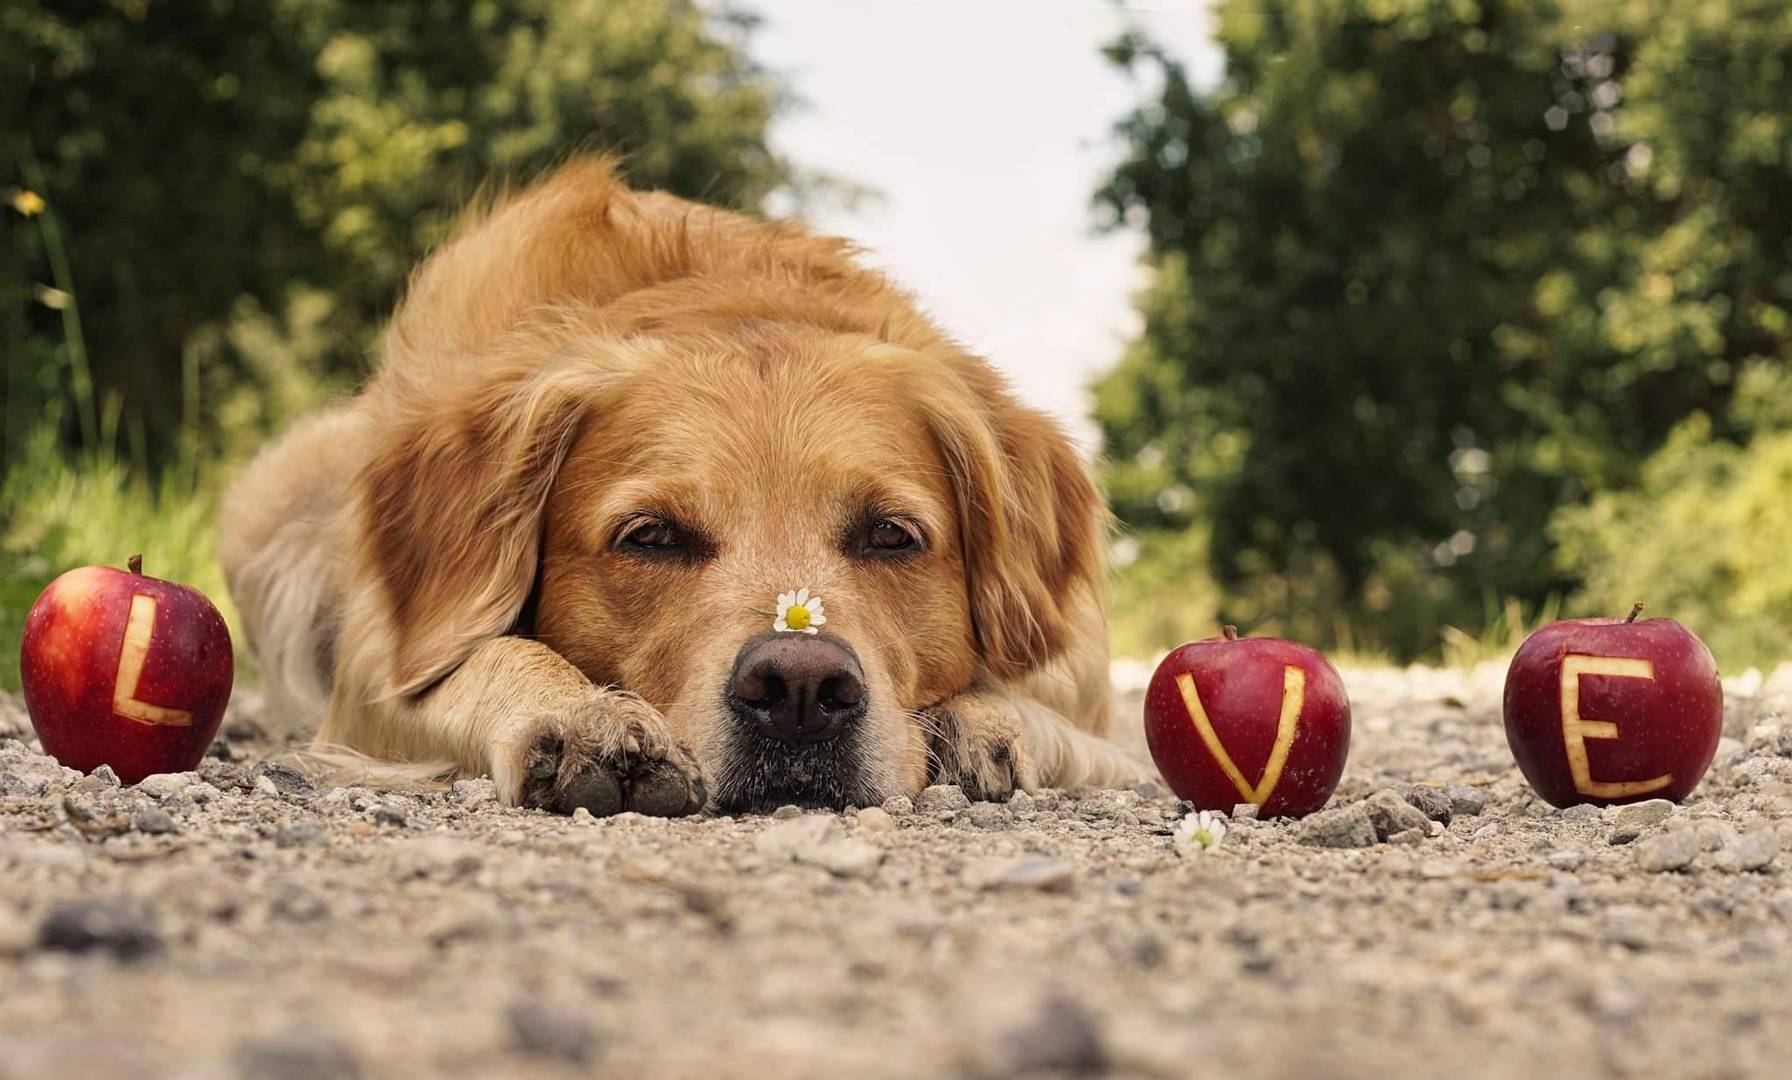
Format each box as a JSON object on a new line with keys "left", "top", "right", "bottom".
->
{"left": 773, "top": 588, "right": 826, "bottom": 635}
{"left": 1173, "top": 809, "right": 1228, "bottom": 854}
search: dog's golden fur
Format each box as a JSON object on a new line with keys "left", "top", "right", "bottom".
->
{"left": 219, "top": 159, "right": 1141, "bottom": 813}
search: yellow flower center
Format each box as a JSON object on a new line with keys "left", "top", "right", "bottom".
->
{"left": 785, "top": 604, "right": 812, "bottom": 630}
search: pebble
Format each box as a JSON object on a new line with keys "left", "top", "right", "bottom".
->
{"left": 452, "top": 779, "right": 497, "bottom": 807}
{"left": 1548, "top": 851, "right": 1586, "bottom": 871}
{"left": 370, "top": 803, "right": 408, "bottom": 828}
{"left": 880, "top": 795, "right": 915, "bottom": 816}
{"left": 915, "top": 785, "right": 971, "bottom": 813}
{"left": 1633, "top": 829, "right": 1699, "bottom": 872}
{"left": 1404, "top": 786, "right": 1453, "bottom": 825}
{"left": 962, "top": 802, "right": 1013, "bottom": 829}
{"left": 250, "top": 761, "right": 316, "bottom": 797}
{"left": 1612, "top": 799, "right": 1676, "bottom": 831}
{"left": 1711, "top": 831, "right": 1780, "bottom": 872}
{"left": 1364, "top": 790, "right": 1432, "bottom": 841}
{"left": 754, "top": 813, "right": 840, "bottom": 855}
{"left": 134, "top": 772, "right": 199, "bottom": 801}
{"left": 275, "top": 822, "right": 328, "bottom": 849}
{"left": 770, "top": 804, "right": 803, "bottom": 820}
{"left": 254, "top": 775, "right": 282, "bottom": 799}
{"left": 70, "top": 765, "right": 120, "bottom": 795}
{"left": 234, "top": 1025, "right": 364, "bottom": 1079}
{"left": 975, "top": 857, "right": 1075, "bottom": 892}
{"left": 37, "top": 900, "right": 163, "bottom": 961}
{"left": 1231, "top": 803, "right": 1261, "bottom": 821}
{"left": 132, "top": 806, "right": 179, "bottom": 835}
{"left": 1559, "top": 803, "right": 1601, "bottom": 822}
{"left": 999, "top": 995, "right": 1106, "bottom": 1076}
{"left": 1007, "top": 789, "right": 1036, "bottom": 816}
{"left": 1298, "top": 804, "right": 1377, "bottom": 849}
{"left": 508, "top": 999, "right": 598, "bottom": 1063}
{"left": 799, "top": 839, "right": 885, "bottom": 879}
{"left": 1444, "top": 783, "right": 1486, "bottom": 817}
{"left": 854, "top": 807, "right": 895, "bottom": 832}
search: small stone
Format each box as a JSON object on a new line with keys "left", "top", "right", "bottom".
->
{"left": 234, "top": 1025, "right": 363, "bottom": 1079}
{"left": 1403, "top": 786, "right": 1453, "bottom": 825}
{"left": 275, "top": 822, "right": 327, "bottom": 849}
{"left": 1612, "top": 799, "right": 1677, "bottom": 831}
{"left": 854, "top": 807, "right": 895, "bottom": 832}
{"left": 131, "top": 806, "right": 179, "bottom": 835}
{"left": 370, "top": 803, "right": 408, "bottom": 828}
{"left": 880, "top": 795, "right": 915, "bottom": 816}
{"left": 253, "top": 775, "right": 282, "bottom": 799}
{"left": 1298, "top": 804, "right": 1377, "bottom": 849}
{"left": 1000, "top": 995, "right": 1105, "bottom": 1075}
{"left": 1444, "top": 783, "right": 1486, "bottom": 817}
{"left": 71, "top": 765, "right": 120, "bottom": 795}
{"left": 975, "top": 857, "right": 1075, "bottom": 892}
{"left": 1363, "top": 790, "right": 1431, "bottom": 841}
{"left": 1559, "top": 803, "right": 1601, "bottom": 822}
{"left": 754, "top": 813, "right": 840, "bottom": 855}
{"left": 915, "top": 784, "right": 971, "bottom": 813}
{"left": 1548, "top": 851, "right": 1585, "bottom": 871}
{"left": 183, "top": 781, "right": 224, "bottom": 804}
{"left": 37, "top": 900, "right": 162, "bottom": 961}
{"left": 963, "top": 802, "right": 1013, "bottom": 829}
{"left": 570, "top": 806, "right": 594, "bottom": 823}
{"left": 1008, "top": 789, "right": 1036, "bottom": 816}
{"left": 1386, "top": 828, "right": 1425, "bottom": 845}
{"left": 1230, "top": 803, "right": 1261, "bottom": 821}
{"left": 1711, "top": 831, "right": 1780, "bottom": 872}
{"left": 134, "top": 772, "right": 199, "bottom": 801}
{"left": 800, "top": 839, "right": 884, "bottom": 879}
{"left": 1608, "top": 826, "right": 1642, "bottom": 846}
{"left": 452, "top": 779, "right": 497, "bottom": 807}
{"left": 1634, "top": 828, "right": 1700, "bottom": 872}
{"left": 770, "top": 804, "right": 803, "bottom": 820}
{"left": 1132, "top": 781, "right": 1164, "bottom": 800}
{"left": 250, "top": 761, "right": 316, "bottom": 797}
{"left": 508, "top": 999, "right": 598, "bottom": 1064}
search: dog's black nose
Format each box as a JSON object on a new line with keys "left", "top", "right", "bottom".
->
{"left": 727, "top": 635, "right": 867, "bottom": 744}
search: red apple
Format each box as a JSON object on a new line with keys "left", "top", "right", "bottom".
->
{"left": 20, "top": 555, "right": 233, "bottom": 784}
{"left": 1144, "top": 627, "right": 1352, "bottom": 819}
{"left": 1503, "top": 603, "right": 1721, "bottom": 808}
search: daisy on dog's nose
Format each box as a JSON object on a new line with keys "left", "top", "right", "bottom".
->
{"left": 773, "top": 588, "right": 826, "bottom": 635}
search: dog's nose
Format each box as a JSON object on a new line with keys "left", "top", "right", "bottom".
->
{"left": 727, "top": 635, "right": 867, "bottom": 744}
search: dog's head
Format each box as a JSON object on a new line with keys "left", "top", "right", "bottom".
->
{"left": 356, "top": 164, "right": 1103, "bottom": 809}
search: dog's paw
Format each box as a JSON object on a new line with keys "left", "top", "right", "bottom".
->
{"left": 926, "top": 691, "right": 1033, "bottom": 803}
{"left": 502, "top": 693, "right": 706, "bottom": 817}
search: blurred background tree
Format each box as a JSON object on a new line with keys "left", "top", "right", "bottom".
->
{"left": 1096, "top": 0, "right": 1792, "bottom": 665}
{"left": 2, "top": 0, "right": 794, "bottom": 465}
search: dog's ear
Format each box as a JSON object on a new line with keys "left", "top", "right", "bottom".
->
{"left": 357, "top": 359, "right": 620, "bottom": 698}
{"left": 921, "top": 361, "right": 1107, "bottom": 679}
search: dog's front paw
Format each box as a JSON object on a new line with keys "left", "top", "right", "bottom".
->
{"left": 499, "top": 692, "right": 706, "bottom": 817}
{"left": 926, "top": 691, "right": 1034, "bottom": 802}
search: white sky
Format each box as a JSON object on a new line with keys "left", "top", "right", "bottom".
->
{"left": 745, "top": 0, "right": 1223, "bottom": 448}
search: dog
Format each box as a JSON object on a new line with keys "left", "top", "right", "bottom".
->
{"left": 218, "top": 159, "right": 1143, "bottom": 816}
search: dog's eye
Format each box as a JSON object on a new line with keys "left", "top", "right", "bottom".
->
{"left": 620, "top": 520, "right": 684, "bottom": 553}
{"left": 864, "top": 518, "right": 919, "bottom": 555}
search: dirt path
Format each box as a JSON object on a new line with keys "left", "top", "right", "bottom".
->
{"left": 1, "top": 663, "right": 1789, "bottom": 1079}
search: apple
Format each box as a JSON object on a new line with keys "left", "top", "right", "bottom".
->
{"left": 19, "top": 555, "right": 233, "bottom": 784}
{"left": 1503, "top": 603, "right": 1721, "bottom": 809}
{"left": 1144, "top": 627, "right": 1352, "bottom": 819}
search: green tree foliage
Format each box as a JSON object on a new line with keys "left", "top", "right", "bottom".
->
{"left": 2, "top": 0, "right": 794, "bottom": 463}
{"left": 1096, "top": 0, "right": 1792, "bottom": 660}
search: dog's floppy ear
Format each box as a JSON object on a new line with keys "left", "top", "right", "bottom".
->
{"left": 921, "top": 360, "right": 1106, "bottom": 679}
{"left": 357, "top": 358, "right": 620, "bottom": 698}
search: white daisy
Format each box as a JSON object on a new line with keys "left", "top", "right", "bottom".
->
{"left": 773, "top": 588, "right": 827, "bottom": 635}
{"left": 1173, "top": 809, "right": 1227, "bottom": 855}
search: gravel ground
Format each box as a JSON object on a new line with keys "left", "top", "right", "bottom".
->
{"left": 2, "top": 662, "right": 1791, "bottom": 1080}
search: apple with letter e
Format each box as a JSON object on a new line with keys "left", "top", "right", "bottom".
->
{"left": 1502, "top": 603, "right": 1721, "bottom": 808}
{"left": 20, "top": 555, "right": 233, "bottom": 785}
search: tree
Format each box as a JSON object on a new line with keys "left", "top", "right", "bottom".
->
{"left": 2, "top": 0, "right": 796, "bottom": 464}
{"left": 1094, "top": 0, "right": 1792, "bottom": 658}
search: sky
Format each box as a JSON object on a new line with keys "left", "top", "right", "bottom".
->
{"left": 745, "top": 1, "right": 1223, "bottom": 448}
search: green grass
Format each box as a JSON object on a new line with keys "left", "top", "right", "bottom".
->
{"left": 1, "top": 420, "right": 237, "bottom": 692}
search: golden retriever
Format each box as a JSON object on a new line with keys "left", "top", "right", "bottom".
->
{"left": 218, "top": 160, "right": 1142, "bottom": 815}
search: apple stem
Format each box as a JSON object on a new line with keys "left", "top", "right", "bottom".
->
{"left": 127, "top": 554, "right": 143, "bottom": 575}
{"left": 1223, "top": 624, "right": 1240, "bottom": 641}
{"left": 1625, "top": 601, "right": 1644, "bottom": 624}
